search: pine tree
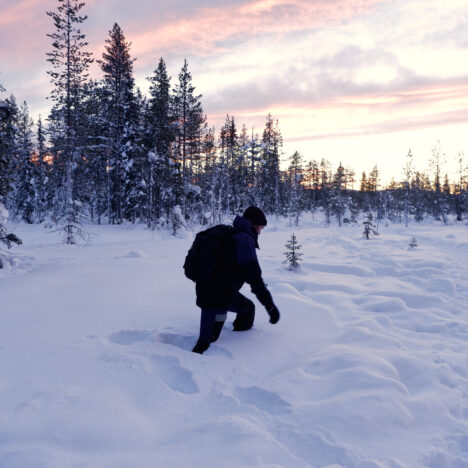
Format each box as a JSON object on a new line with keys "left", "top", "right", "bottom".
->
{"left": 246, "top": 128, "right": 262, "bottom": 207}
{"left": 287, "top": 151, "right": 305, "bottom": 226}
{"left": 403, "top": 149, "right": 414, "bottom": 227}
{"left": 79, "top": 80, "right": 108, "bottom": 224}
{"left": 219, "top": 115, "right": 237, "bottom": 214}
{"left": 455, "top": 152, "right": 466, "bottom": 221}
{"left": 320, "top": 158, "right": 332, "bottom": 224}
{"left": 329, "top": 162, "right": 348, "bottom": 227}
{"left": 0, "top": 86, "right": 21, "bottom": 256}
{"left": 283, "top": 233, "right": 303, "bottom": 271}
{"left": 14, "top": 101, "right": 37, "bottom": 223}
{"left": 170, "top": 204, "right": 185, "bottom": 236}
{"left": 259, "top": 114, "right": 282, "bottom": 215}
{"left": 145, "top": 58, "right": 175, "bottom": 225}
{"left": 99, "top": 23, "right": 139, "bottom": 224}
{"left": 0, "top": 93, "right": 17, "bottom": 204}
{"left": 172, "top": 60, "right": 206, "bottom": 221}
{"left": 363, "top": 213, "right": 379, "bottom": 239}
{"left": 35, "top": 116, "right": 49, "bottom": 222}
{"left": 417, "top": 172, "right": 429, "bottom": 222}
{"left": 429, "top": 140, "right": 447, "bottom": 222}
{"left": 46, "top": 0, "right": 93, "bottom": 243}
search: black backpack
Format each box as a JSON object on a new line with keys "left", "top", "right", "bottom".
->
{"left": 183, "top": 224, "right": 236, "bottom": 282}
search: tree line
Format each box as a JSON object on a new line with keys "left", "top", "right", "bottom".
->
{"left": 1, "top": 0, "right": 467, "bottom": 247}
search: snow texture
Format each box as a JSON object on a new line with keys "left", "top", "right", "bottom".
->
{"left": 1, "top": 217, "right": 468, "bottom": 467}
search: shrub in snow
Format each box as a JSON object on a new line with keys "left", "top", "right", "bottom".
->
{"left": 171, "top": 205, "right": 185, "bottom": 236}
{"left": 283, "top": 233, "right": 303, "bottom": 271}
{"left": 409, "top": 237, "right": 418, "bottom": 249}
{"left": 362, "top": 213, "right": 379, "bottom": 240}
{"left": 0, "top": 204, "right": 22, "bottom": 269}
{"left": 0, "top": 204, "right": 22, "bottom": 250}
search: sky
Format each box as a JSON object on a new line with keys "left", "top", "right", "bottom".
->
{"left": 1, "top": 0, "right": 468, "bottom": 184}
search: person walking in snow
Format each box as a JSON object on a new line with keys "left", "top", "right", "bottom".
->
{"left": 192, "top": 206, "right": 280, "bottom": 354}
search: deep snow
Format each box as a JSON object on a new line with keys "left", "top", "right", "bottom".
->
{"left": 1, "top": 217, "right": 468, "bottom": 468}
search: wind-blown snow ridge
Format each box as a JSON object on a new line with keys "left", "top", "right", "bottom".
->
{"left": 1, "top": 218, "right": 468, "bottom": 467}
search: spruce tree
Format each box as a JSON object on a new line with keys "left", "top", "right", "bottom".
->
{"left": 79, "top": 80, "right": 109, "bottom": 224}
{"left": 46, "top": 0, "right": 93, "bottom": 243}
{"left": 0, "top": 86, "right": 21, "bottom": 255}
{"left": 260, "top": 114, "right": 282, "bottom": 215}
{"left": 219, "top": 115, "right": 240, "bottom": 214}
{"left": 99, "top": 23, "right": 139, "bottom": 224}
{"left": 287, "top": 151, "right": 305, "bottom": 226}
{"left": 14, "top": 101, "right": 37, "bottom": 223}
{"left": 246, "top": 128, "right": 262, "bottom": 207}
{"left": 0, "top": 93, "right": 17, "bottom": 204}
{"left": 283, "top": 233, "right": 303, "bottom": 271}
{"left": 172, "top": 59, "right": 206, "bottom": 218}
{"left": 403, "top": 149, "right": 414, "bottom": 227}
{"left": 429, "top": 140, "right": 447, "bottom": 222}
{"left": 145, "top": 58, "right": 175, "bottom": 225}
{"left": 455, "top": 152, "right": 466, "bottom": 221}
{"left": 329, "top": 162, "right": 348, "bottom": 227}
{"left": 36, "top": 116, "right": 49, "bottom": 222}
{"left": 363, "top": 213, "right": 379, "bottom": 239}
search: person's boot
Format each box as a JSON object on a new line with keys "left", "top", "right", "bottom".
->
{"left": 233, "top": 322, "right": 253, "bottom": 331}
{"left": 192, "top": 339, "right": 210, "bottom": 354}
{"left": 233, "top": 303, "right": 255, "bottom": 331}
{"left": 211, "top": 321, "right": 225, "bottom": 342}
{"left": 233, "top": 314, "right": 254, "bottom": 331}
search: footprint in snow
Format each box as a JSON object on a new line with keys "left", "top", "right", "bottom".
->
{"left": 157, "top": 332, "right": 233, "bottom": 358}
{"left": 151, "top": 354, "right": 199, "bottom": 394}
{"left": 235, "top": 386, "right": 292, "bottom": 415}
{"left": 156, "top": 332, "right": 195, "bottom": 351}
{"left": 206, "top": 344, "right": 233, "bottom": 359}
{"left": 109, "top": 330, "right": 152, "bottom": 345}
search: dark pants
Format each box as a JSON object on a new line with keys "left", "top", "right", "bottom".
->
{"left": 192, "top": 292, "right": 255, "bottom": 354}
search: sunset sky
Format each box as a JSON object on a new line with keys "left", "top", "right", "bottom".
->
{"left": 1, "top": 0, "right": 467, "bottom": 184}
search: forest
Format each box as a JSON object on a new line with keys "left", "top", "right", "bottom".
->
{"left": 1, "top": 0, "right": 467, "bottom": 246}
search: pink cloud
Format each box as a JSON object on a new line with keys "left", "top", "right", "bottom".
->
{"left": 0, "top": 0, "right": 45, "bottom": 26}
{"left": 129, "top": 0, "right": 386, "bottom": 59}
{"left": 287, "top": 108, "right": 468, "bottom": 141}
{"left": 205, "top": 78, "right": 468, "bottom": 142}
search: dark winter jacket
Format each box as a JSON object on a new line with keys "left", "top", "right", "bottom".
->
{"left": 195, "top": 216, "right": 274, "bottom": 310}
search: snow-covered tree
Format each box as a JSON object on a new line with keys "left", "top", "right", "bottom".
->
{"left": 455, "top": 152, "right": 466, "bottom": 221}
{"left": 0, "top": 86, "right": 21, "bottom": 256}
{"left": 259, "top": 114, "right": 282, "bottom": 215}
{"left": 329, "top": 162, "right": 348, "bottom": 227}
{"left": 14, "top": 101, "right": 37, "bottom": 223}
{"left": 46, "top": 0, "right": 93, "bottom": 243}
{"left": 0, "top": 93, "right": 17, "bottom": 206}
{"left": 402, "top": 149, "right": 414, "bottom": 227}
{"left": 286, "top": 151, "right": 305, "bottom": 226}
{"left": 172, "top": 59, "right": 206, "bottom": 219}
{"left": 170, "top": 204, "right": 185, "bottom": 236}
{"left": 145, "top": 58, "right": 175, "bottom": 225}
{"left": 283, "top": 233, "right": 303, "bottom": 271}
{"left": 429, "top": 140, "right": 448, "bottom": 223}
{"left": 35, "top": 116, "right": 49, "bottom": 222}
{"left": 363, "top": 213, "right": 379, "bottom": 240}
{"left": 98, "top": 23, "right": 139, "bottom": 224}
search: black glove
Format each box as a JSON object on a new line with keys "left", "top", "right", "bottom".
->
{"left": 268, "top": 305, "right": 280, "bottom": 324}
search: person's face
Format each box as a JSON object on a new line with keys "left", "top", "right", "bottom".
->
{"left": 255, "top": 225, "right": 265, "bottom": 235}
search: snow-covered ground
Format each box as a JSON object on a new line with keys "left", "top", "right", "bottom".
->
{"left": 1, "top": 217, "right": 468, "bottom": 468}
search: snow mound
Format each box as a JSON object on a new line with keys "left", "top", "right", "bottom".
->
{"left": 119, "top": 250, "right": 147, "bottom": 259}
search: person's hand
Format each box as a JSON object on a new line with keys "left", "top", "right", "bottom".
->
{"left": 268, "top": 305, "right": 280, "bottom": 324}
